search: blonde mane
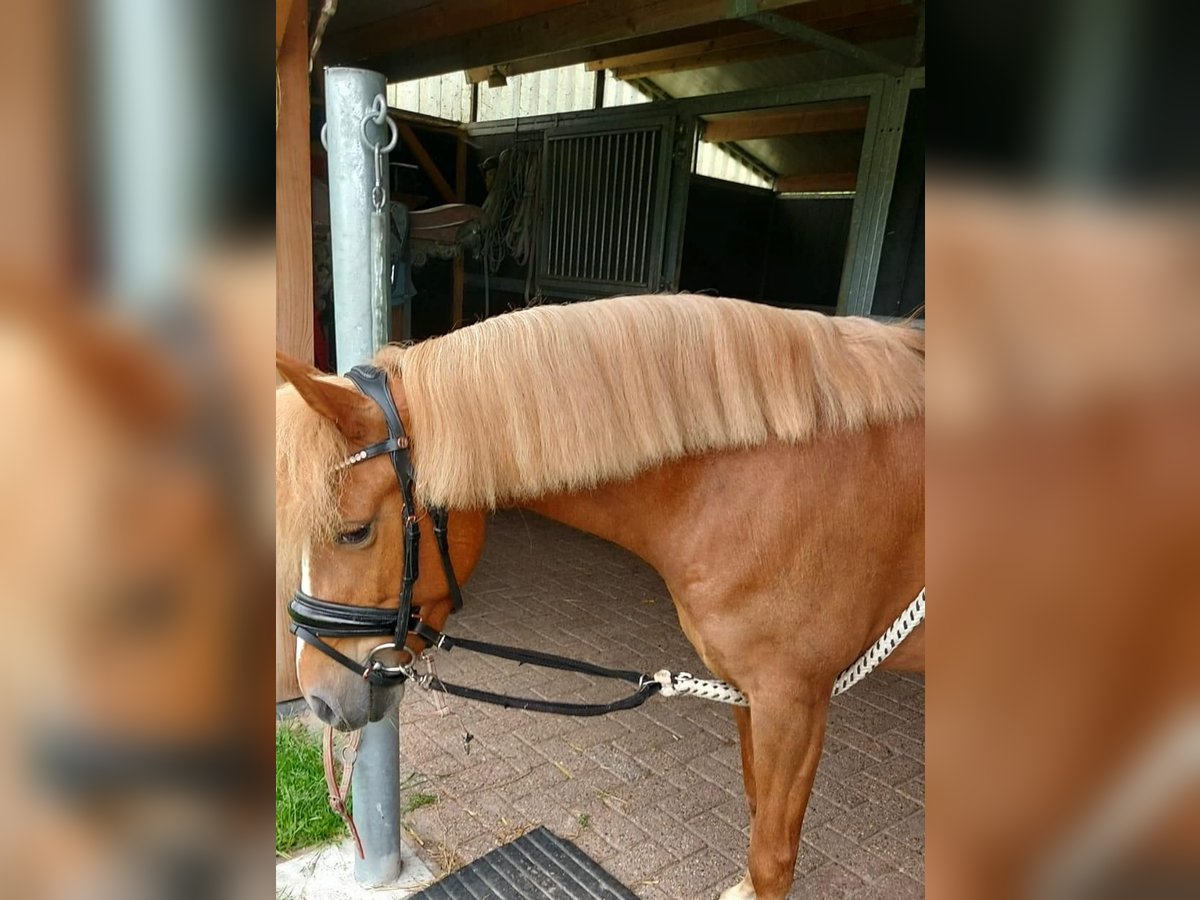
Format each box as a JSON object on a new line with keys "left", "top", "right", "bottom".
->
{"left": 276, "top": 293, "right": 923, "bottom": 599}
{"left": 390, "top": 293, "right": 922, "bottom": 508}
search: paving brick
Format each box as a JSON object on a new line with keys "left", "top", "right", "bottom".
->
{"left": 846, "top": 871, "right": 924, "bottom": 899}
{"left": 656, "top": 776, "right": 735, "bottom": 821}
{"left": 603, "top": 836, "right": 676, "bottom": 887}
{"left": 497, "top": 761, "right": 569, "bottom": 799}
{"left": 803, "top": 826, "right": 895, "bottom": 883}
{"left": 820, "top": 747, "right": 875, "bottom": 781}
{"left": 861, "top": 831, "right": 925, "bottom": 881}
{"left": 835, "top": 726, "right": 897, "bottom": 763}
{"left": 634, "top": 807, "right": 707, "bottom": 861}
{"left": 862, "top": 752, "right": 925, "bottom": 786}
{"left": 897, "top": 774, "right": 924, "bottom": 804}
{"left": 394, "top": 511, "right": 923, "bottom": 899}
{"left": 885, "top": 810, "right": 925, "bottom": 853}
{"left": 812, "top": 770, "right": 871, "bottom": 811}
{"left": 709, "top": 796, "right": 751, "bottom": 833}
{"left": 827, "top": 800, "right": 917, "bottom": 843}
{"left": 572, "top": 824, "right": 619, "bottom": 864}
{"left": 680, "top": 814, "right": 748, "bottom": 864}
{"left": 652, "top": 850, "right": 743, "bottom": 900}
{"left": 791, "top": 862, "right": 865, "bottom": 899}
{"left": 584, "top": 807, "right": 652, "bottom": 852}
{"left": 583, "top": 742, "right": 651, "bottom": 784}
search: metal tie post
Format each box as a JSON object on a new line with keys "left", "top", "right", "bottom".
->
{"left": 324, "top": 66, "right": 403, "bottom": 886}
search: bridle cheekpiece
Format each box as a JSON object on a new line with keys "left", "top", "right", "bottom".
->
{"left": 288, "top": 364, "right": 463, "bottom": 686}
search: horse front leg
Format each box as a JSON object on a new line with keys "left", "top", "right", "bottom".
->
{"left": 719, "top": 706, "right": 759, "bottom": 900}
{"left": 722, "top": 682, "right": 831, "bottom": 900}
{"left": 734, "top": 705, "right": 756, "bottom": 819}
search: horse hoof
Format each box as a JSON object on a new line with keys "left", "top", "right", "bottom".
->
{"left": 718, "top": 872, "right": 756, "bottom": 900}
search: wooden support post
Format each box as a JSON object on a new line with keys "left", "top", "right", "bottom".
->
{"left": 452, "top": 136, "right": 467, "bottom": 328}
{"left": 398, "top": 121, "right": 456, "bottom": 204}
{"left": 836, "top": 74, "right": 910, "bottom": 316}
{"left": 274, "top": 0, "right": 311, "bottom": 703}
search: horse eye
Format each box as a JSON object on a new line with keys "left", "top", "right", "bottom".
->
{"left": 336, "top": 522, "right": 374, "bottom": 545}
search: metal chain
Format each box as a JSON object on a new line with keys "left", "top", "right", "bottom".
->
{"left": 359, "top": 93, "right": 398, "bottom": 212}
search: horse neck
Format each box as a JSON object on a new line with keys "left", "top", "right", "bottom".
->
{"left": 519, "top": 470, "right": 688, "bottom": 576}
{"left": 519, "top": 420, "right": 926, "bottom": 598}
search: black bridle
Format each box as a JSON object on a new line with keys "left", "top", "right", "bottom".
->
{"left": 287, "top": 364, "right": 662, "bottom": 715}
{"left": 288, "top": 364, "right": 462, "bottom": 687}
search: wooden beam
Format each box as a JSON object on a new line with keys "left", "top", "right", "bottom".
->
{"left": 327, "top": 0, "right": 805, "bottom": 83}
{"left": 274, "top": 0, "right": 310, "bottom": 704}
{"left": 609, "top": 15, "right": 916, "bottom": 78}
{"left": 464, "top": 21, "right": 738, "bottom": 83}
{"left": 389, "top": 105, "right": 465, "bottom": 135}
{"left": 702, "top": 101, "right": 868, "bottom": 142}
{"left": 397, "top": 122, "right": 457, "bottom": 204}
{"left": 602, "top": 29, "right": 780, "bottom": 74}
{"left": 775, "top": 171, "right": 857, "bottom": 192}
{"left": 327, "top": 0, "right": 569, "bottom": 65}
{"left": 457, "top": 0, "right": 905, "bottom": 83}
{"left": 452, "top": 137, "right": 467, "bottom": 328}
{"left": 742, "top": 9, "right": 905, "bottom": 76}
{"left": 614, "top": 38, "right": 792, "bottom": 78}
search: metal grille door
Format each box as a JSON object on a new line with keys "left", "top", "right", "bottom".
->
{"left": 538, "top": 120, "right": 674, "bottom": 296}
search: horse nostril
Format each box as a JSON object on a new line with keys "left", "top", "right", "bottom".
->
{"left": 308, "top": 696, "right": 338, "bottom": 726}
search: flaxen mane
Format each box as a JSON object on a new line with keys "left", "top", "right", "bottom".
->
{"left": 385, "top": 293, "right": 923, "bottom": 509}
{"left": 276, "top": 294, "right": 923, "bottom": 598}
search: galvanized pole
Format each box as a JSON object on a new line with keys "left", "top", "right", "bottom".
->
{"left": 323, "top": 66, "right": 404, "bottom": 887}
{"left": 326, "top": 67, "right": 393, "bottom": 368}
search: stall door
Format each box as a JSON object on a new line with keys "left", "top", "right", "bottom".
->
{"left": 538, "top": 118, "right": 684, "bottom": 297}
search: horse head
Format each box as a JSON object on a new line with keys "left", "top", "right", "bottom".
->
{"left": 276, "top": 353, "right": 485, "bottom": 730}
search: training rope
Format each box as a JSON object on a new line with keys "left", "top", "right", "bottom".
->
{"left": 653, "top": 588, "right": 926, "bottom": 707}
{"left": 480, "top": 144, "right": 540, "bottom": 302}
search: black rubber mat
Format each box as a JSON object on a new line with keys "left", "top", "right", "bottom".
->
{"left": 410, "top": 826, "right": 638, "bottom": 900}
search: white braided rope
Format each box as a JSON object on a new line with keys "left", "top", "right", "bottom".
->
{"left": 831, "top": 588, "right": 925, "bottom": 696}
{"left": 653, "top": 588, "right": 925, "bottom": 706}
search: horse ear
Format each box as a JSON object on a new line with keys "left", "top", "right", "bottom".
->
{"left": 275, "top": 353, "right": 377, "bottom": 441}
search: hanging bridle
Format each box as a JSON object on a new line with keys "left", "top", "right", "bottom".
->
{"left": 288, "top": 364, "right": 463, "bottom": 686}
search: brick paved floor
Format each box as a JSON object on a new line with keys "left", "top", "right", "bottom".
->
{"left": 398, "top": 511, "right": 924, "bottom": 899}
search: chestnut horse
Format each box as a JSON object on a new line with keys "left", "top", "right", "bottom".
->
{"left": 276, "top": 293, "right": 925, "bottom": 899}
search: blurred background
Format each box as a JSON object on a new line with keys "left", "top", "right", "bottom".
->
{"left": 0, "top": 0, "right": 273, "bottom": 897}
{"left": 928, "top": 2, "right": 1199, "bottom": 898}
{"left": 0, "top": 0, "right": 1195, "bottom": 898}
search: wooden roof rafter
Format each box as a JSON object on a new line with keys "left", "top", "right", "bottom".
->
{"left": 606, "top": 16, "right": 917, "bottom": 79}
{"left": 452, "top": 0, "right": 913, "bottom": 86}
{"left": 701, "top": 99, "right": 869, "bottom": 143}
{"left": 323, "top": 0, "right": 808, "bottom": 83}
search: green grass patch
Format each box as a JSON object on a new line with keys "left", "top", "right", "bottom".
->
{"left": 404, "top": 791, "right": 438, "bottom": 813}
{"left": 276, "top": 724, "right": 348, "bottom": 856}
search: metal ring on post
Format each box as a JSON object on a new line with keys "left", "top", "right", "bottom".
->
{"left": 368, "top": 93, "right": 387, "bottom": 126}
{"left": 360, "top": 113, "right": 398, "bottom": 154}
{"left": 320, "top": 122, "right": 328, "bottom": 150}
